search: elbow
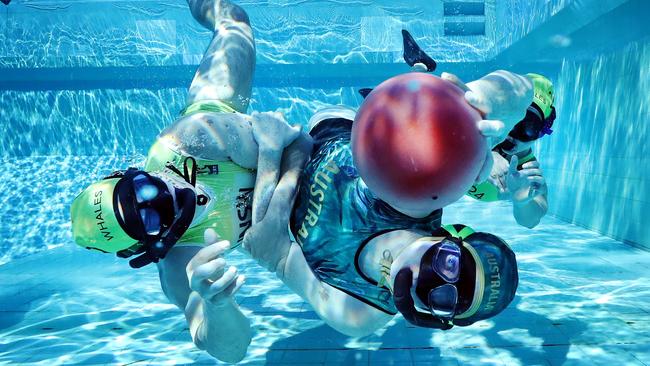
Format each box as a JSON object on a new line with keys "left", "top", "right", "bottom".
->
{"left": 326, "top": 318, "right": 381, "bottom": 338}
{"left": 211, "top": 347, "right": 249, "bottom": 364}
{"left": 194, "top": 316, "right": 252, "bottom": 363}
{"left": 514, "top": 199, "right": 547, "bottom": 229}
{"left": 515, "top": 211, "right": 543, "bottom": 229}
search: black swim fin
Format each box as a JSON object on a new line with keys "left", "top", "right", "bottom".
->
{"left": 402, "top": 29, "right": 436, "bottom": 72}
{"left": 358, "top": 88, "right": 373, "bottom": 98}
{"left": 1, "top": 0, "right": 11, "bottom": 5}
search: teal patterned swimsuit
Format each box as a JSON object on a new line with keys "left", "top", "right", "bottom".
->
{"left": 290, "top": 118, "right": 442, "bottom": 314}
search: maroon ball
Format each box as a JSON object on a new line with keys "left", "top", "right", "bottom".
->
{"left": 351, "top": 73, "right": 486, "bottom": 211}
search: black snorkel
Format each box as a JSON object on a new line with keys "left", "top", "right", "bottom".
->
{"left": 126, "top": 187, "right": 196, "bottom": 268}
{"left": 496, "top": 102, "right": 556, "bottom": 156}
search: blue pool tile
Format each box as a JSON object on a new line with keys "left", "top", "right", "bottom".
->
{"left": 324, "top": 349, "right": 369, "bottom": 365}
{"left": 369, "top": 349, "right": 414, "bottom": 364}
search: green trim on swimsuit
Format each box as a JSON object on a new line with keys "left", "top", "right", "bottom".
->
{"left": 180, "top": 99, "right": 237, "bottom": 117}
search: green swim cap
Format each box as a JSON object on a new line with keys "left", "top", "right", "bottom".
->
{"left": 526, "top": 73, "right": 554, "bottom": 119}
{"left": 70, "top": 178, "right": 137, "bottom": 253}
{"left": 454, "top": 232, "right": 518, "bottom": 325}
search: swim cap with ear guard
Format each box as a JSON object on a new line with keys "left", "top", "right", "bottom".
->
{"left": 70, "top": 178, "right": 138, "bottom": 253}
{"left": 526, "top": 73, "right": 554, "bottom": 119}
{"left": 453, "top": 232, "right": 519, "bottom": 325}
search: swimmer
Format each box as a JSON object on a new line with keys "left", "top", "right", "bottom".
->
{"left": 460, "top": 72, "right": 555, "bottom": 228}
{"left": 404, "top": 30, "right": 555, "bottom": 228}
{"left": 243, "top": 73, "right": 522, "bottom": 334}
{"left": 70, "top": 0, "right": 311, "bottom": 362}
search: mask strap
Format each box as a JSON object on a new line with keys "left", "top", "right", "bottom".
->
{"left": 165, "top": 157, "right": 198, "bottom": 187}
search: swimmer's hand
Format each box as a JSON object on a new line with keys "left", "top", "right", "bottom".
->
{"left": 442, "top": 71, "right": 533, "bottom": 145}
{"left": 487, "top": 152, "right": 510, "bottom": 199}
{"left": 393, "top": 268, "right": 453, "bottom": 330}
{"left": 243, "top": 163, "right": 301, "bottom": 279}
{"left": 186, "top": 229, "right": 245, "bottom": 307}
{"left": 251, "top": 111, "right": 302, "bottom": 152}
{"left": 506, "top": 156, "right": 547, "bottom": 204}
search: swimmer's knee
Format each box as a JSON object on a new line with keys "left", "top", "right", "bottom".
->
{"left": 226, "top": 3, "right": 250, "bottom": 25}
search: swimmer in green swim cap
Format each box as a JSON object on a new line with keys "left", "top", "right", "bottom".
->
{"left": 70, "top": 0, "right": 310, "bottom": 362}
{"left": 362, "top": 32, "right": 555, "bottom": 229}
{"left": 454, "top": 71, "right": 555, "bottom": 229}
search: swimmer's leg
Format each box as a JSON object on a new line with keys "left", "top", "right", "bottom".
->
{"left": 186, "top": 0, "right": 254, "bottom": 113}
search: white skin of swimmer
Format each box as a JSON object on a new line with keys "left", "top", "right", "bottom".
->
{"left": 441, "top": 71, "right": 549, "bottom": 228}
{"left": 242, "top": 70, "right": 537, "bottom": 336}
{"left": 152, "top": 0, "right": 308, "bottom": 362}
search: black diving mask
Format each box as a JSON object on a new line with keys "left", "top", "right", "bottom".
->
{"left": 508, "top": 103, "right": 556, "bottom": 143}
{"left": 414, "top": 239, "right": 462, "bottom": 320}
{"left": 111, "top": 158, "right": 201, "bottom": 268}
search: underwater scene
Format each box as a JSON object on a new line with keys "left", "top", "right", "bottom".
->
{"left": 1, "top": 0, "right": 649, "bottom": 365}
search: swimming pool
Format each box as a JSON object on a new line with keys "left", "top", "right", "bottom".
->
{"left": 1, "top": 0, "right": 649, "bottom": 365}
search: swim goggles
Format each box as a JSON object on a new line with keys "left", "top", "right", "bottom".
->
{"left": 415, "top": 238, "right": 462, "bottom": 320}
{"left": 509, "top": 103, "right": 556, "bottom": 142}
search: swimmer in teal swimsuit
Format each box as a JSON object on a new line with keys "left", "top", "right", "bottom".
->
{"left": 244, "top": 72, "right": 533, "bottom": 336}
{"left": 243, "top": 100, "right": 522, "bottom": 335}
{"left": 241, "top": 34, "right": 540, "bottom": 335}
{"left": 69, "top": 0, "right": 310, "bottom": 362}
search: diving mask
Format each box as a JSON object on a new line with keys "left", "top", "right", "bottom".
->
{"left": 111, "top": 157, "right": 202, "bottom": 268}
{"left": 508, "top": 103, "right": 556, "bottom": 143}
{"left": 414, "top": 238, "right": 462, "bottom": 320}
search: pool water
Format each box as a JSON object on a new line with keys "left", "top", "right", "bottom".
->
{"left": 1, "top": 0, "right": 649, "bottom": 365}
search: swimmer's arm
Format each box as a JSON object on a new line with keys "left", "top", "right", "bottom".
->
{"left": 280, "top": 243, "right": 394, "bottom": 337}
{"left": 249, "top": 112, "right": 305, "bottom": 223}
{"left": 512, "top": 184, "right": 548, "bottom": 229}
{"left": 244, "top": 134, "right": 391, "bottom": 336}
{"left": 156, "top": 246, "right": 251, "bottom": 363}
{"left": 506, "top": 156, "right": 548, "bottom": 229}
{"left": 444, "top": 70, "right": 533, "bottom": 145}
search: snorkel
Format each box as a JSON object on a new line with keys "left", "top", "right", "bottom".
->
{"left": 115, "top": 157, "right": 204, "bottom": 268}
